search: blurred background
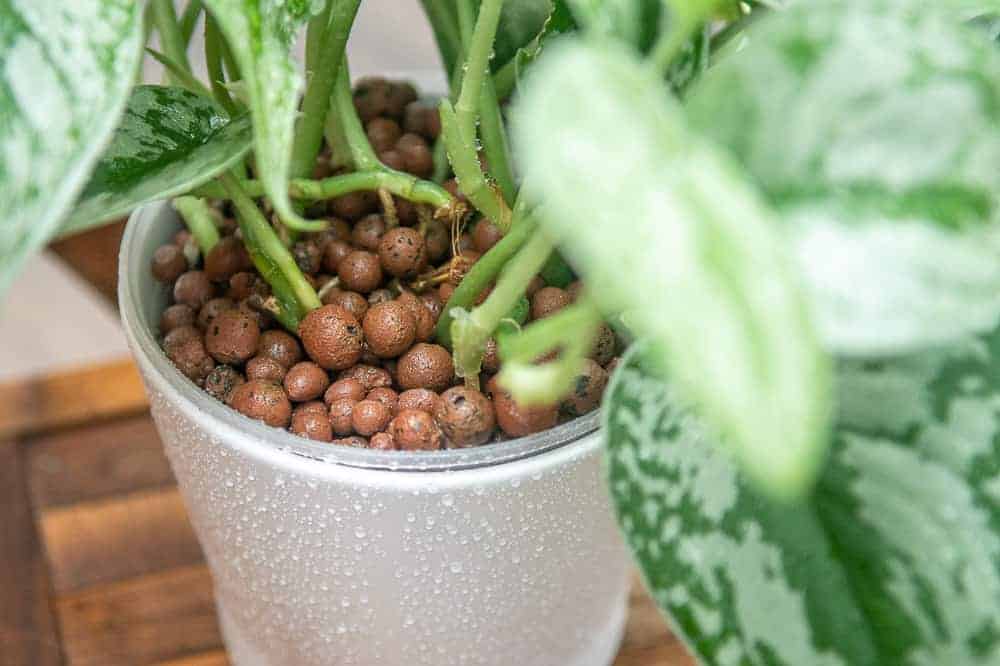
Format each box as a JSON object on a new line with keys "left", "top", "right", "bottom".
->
{"left": 0, "top": 0, "right": 445, "bottom": 382}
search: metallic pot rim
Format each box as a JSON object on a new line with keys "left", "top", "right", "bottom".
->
{"left": 119, "top": 202, "right": 601, "bottom": 473}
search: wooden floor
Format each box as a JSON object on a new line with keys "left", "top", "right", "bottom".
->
{"left": 0, "top": 359, "right": 695, "bottom": 666}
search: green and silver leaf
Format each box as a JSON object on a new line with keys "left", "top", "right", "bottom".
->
{"left": 513, "top": 41, "right": 830, "bottom": 498}
{"left": 607, "top": 339, "right": 1000, "bottom": 665}
{"left": 201, "top": 0, "right": 323, "bottom": 228}
{"left": 493, "top": 0, "right": 558, "bottom": 71}
{"left": 63, "top": 86, "right": 252, "bottom": 235}
{"left": 0, "top": 0, "right": 144, "bottom": 293}
{"left": 687, "top": 0, "right": 1000, "bottom": 355}
{"left": 562, "top": 0, "right": 662, "bottom": 52}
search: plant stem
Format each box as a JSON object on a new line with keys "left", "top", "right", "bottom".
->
{"left": 150, "top": 0, "right": 192, "bottom": 78}
{"left": 219, "top": 173, "right": 321, "bottom": 317}
{"left": 477, "top": 78, "right": 516, "bottom": 204}
{"left": 333, "top": 63, "right": 380, "bottom": 171}
{"left": 179, "top": 0, "right": 204, "bottom": 46}
{"left": 293, "top": 171, "right": 453, "bottom": 208}
{"left": 172, "top": 196, "right": 220, "bottom": 255}
{"left": 454, "top": 0, "right": 501, "bottom": 140}
{"left": 204, "top": 16, "right": 238, "bottom": 115}
{"left": 304, "top": 1, "right": 332, "bottom": 75}
{"left": 436, "top": 211, "right": 537, "bottom": 347}
{"left": 146, "top": 48, "right": 213, "bottom": 98}
{"left": 291, "top": 0, "right": 362, "bottom": 180}
{"left": 451, "top": 230, "right": 553, "bottom": 381}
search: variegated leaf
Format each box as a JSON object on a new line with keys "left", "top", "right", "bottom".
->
{"left": 0, "top": 0, "right": 144, "bottom": 294}
{"left": 63, "top": 86, "right": 252, "bottom": 235}
{"left": 687, "top": 0, "right": 1000, "bottom": 355}
{"left": 513, "top": 41, "right": 830, "bottom": 498}
{"left": 606, "top": 340, "right": 1000, "bottom": 665}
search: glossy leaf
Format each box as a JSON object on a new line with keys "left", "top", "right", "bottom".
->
{"left": 513, "top": 41, "right": 830, "bottom": 498}
{"left": 63, "top": 86, "right": 252, "bottom": 235}
{"left": 563, "top": 0, "right": 662, "bottom": 51}
{"left": 493, "top": 0, "right": 557, "bottom": 70}
{"left": 0, "top": 0, "right": 144, "bottom": 294}
{"left": 687, "top": 1, "right": 1000, "bottom": 355}
{"left": 202, "top": 0, "right": 322, "bottom": 228}
{"left": 607, "top": 337, "right": 1000, "bottom": 665}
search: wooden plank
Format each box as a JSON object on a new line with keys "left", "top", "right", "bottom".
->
{"left": 153, "top": 651, "right": 229, "bottom": 666}
{"left": 0, "top": 443, "right": 63, "bottom": 666}
{"left": 27, "top": 416, "right": 172, "bottom": 509}
{"left": 40, "top": 487, "right": 202, "bottom": 595}
{"left": 49, "top": 219, "right": 128, "bottom": 306}
{"left": 57, "top": 565, "right": 220, "bottom": 666}
{"left": 0, "top": 360, "right": 147, "bottom": 441}
{"left": 614, "top": 575, "right": 696, "bottom": 666}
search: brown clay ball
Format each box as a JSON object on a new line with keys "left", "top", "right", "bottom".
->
{"left": 298, "top": 305, "right": 364, "bottom": 371}
{"left": 378, "top": 148, "right": 407, "bottom": 172}
{"left": 290, "top": 401, "right": 333, "bottom": 442}
{"left": 395, "top": 196, "right": 416, "bottom": 226}
{"left": 589, "top": 324, "right": 617, "bottom": 367}
{"left": 531, "top": 287, "right": 571, "bottom": 320}
{"left": 378, "top": 227, "right": 427, "bottom": 278}
{"left": 197, "top": 297, "right": 235, "bottom": 330}
{"left": 561, "top": 359, "right": 608, "bottom": 417}
{"left": 396, "top": 133, "right": 433, "bottom": 178}
{"left": 363, "top": 301, "right": 416, "bottom": 358}
{"left": 472, "top": 219, "right": 503, "bottom": 253}
{"left": 434, "top": 387, "right": 496, "bottom": 448}
{"left": 324, "top": 377, "right": 367, "bottom": 405}
{"left": 336, "top": 435, "right": 370, "bottom": 448}
{"left": 205, "top": 237, "right": 251, "bottom": 282}
{"left": 369, "top": 432, "right": 396, "bottom": 450}
{"left": 397, "top": 343, "right": 454, "bottom": 392}
{"left": 322, "top": 240, "right": 353, "bottom": 273}
{"left": 396, "top": 292, "right": 436, "bottom": 342}
{"left": 438, "top": 282, "right": 455, "bottom": 303}
{"left": 419, "top": 292, "right": 443, "bottom": 321}
{"left": 227, "top": 272, "right": 265, "bottom": 301}
{"left": 152, "top": 244, "right": 187, "bottom": 283}
{"left": 389, "top": 409, "right": 443, "bottom": 451}
{"left": 366, "top": 387, "right": 398, "bottom": 415}
{"left": 330, "top": 191, "right": 376, "bottom": 220}
{"left": 204, "top": 365, "right": 245, "bottom": 403}
{"left": 292, "top": 240, "right": 323, "bottom": 275}
{"left": 526, "top": 275, "right": 545, "bottom": 298}
{"left": 425, "top": 221, "right": 450, "bottom": 262}
{"left": 328, "top": 398, "right": 357, "bottom": 436}
{"left": 351, "top": 399, "right": 392, "bottom": 437}
{"left": 160, "top": 304, "right": 195, "bottom": 334}
{"left": 490, "top": 382, "right": 558, "bottom": 438}
{"left": 165, "top": 329, "right": 215, "bottom": 384}
{"left": 386, "top": 81, "right": 418, "bottom": 118}
{"left": 353, "top": 76, "right": 392, "bottom": 122}
{"left": 366, "top": 117, "right": 402, "bottom": 153}
{"left": 205, "top": 309, "right": 260, "bottom": 364}
{"left": 352, "top": 214, "right": 386, "bottom": 252}
{"left": 368, "top": 288, "right": 394, "bottom": 306}
{"left": 337, "top": 364, "right": 393, "bottom": 392}
{"left": 397, "top": 388, "right": 439, "bottom": 414}
{"left": 404, "top": 101, "right": 441, "bottom": 140}
{"left": 245, "top": 355, "right": 288, "bottom": 383}
{"left": 566, "top": 280, "right": 584, "bottom": 302}
{"left": 173, "top": 271, "right": 215, "bottom": 309}
{"left": 283, "top": 361, "right": 330, "bottom": 402}
{"left": 325, "top": 289, "right": 368, "bottom": 321}
{"left": 338, "top": 251, "right": 383, "bottom": 294}
{"left": 229, "top": 380, "right": 292, "bottom": 428}
{"left": 256, "top": 330, "right": 303, "bottom": 369}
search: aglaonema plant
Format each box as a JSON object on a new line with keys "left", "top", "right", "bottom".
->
{"left": 2, "top": 0, "right": 1000, "bottom": 664}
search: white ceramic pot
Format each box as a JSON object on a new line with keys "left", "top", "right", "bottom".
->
{"left": 119, "top": 202, "right": 630, "bottom": 666}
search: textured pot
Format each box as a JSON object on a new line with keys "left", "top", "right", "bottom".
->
{"left": 119, "top": 202, "right": 630, "bottom": 666}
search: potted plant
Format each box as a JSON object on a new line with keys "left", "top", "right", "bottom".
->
{"left": 3, "top": 0, "right": 1000, "bottom": 665}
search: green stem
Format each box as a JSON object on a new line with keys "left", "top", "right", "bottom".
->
{"left": 454, "top": 0, "right": 502, "bottom": 140}
{"left": 219, "top": 173, "right": 322, "bottom": 316}
{"left": 420, "top": 0, "right": 462, "bottom": 76}
{"left": 172, "top": 196, "right": 220, "bottom": 255}
{"left": 496, "top": 302, "right": 600, "bottom": 405}
{"left": 477, "top": 77, "right": 516, "bottom": 204}
{"left": 439, "top": 100, "right": 511, "bottom": 230}
{"left": 291, "top": 0, "right": 362, "bottom": 179}
{"left": 146, "top": 48, "right": 213, "bottom": 98}
{"left": 451, "top": 230, "right": 553, "bottom": 380}
{"left": 293, "top": 171, "right": 453, "bottom": 208}
{"left": 333, "top": 63, "right": 380, "bottom": 170}
{"left": 179, "top": 0, "right": 203, "bottom": 46}
{"left": 436, "top": 212, "right": 537, "bottom": 347}
{"left": 220, "top": 35, "right": 241, "bottom": 82}
{"left": 304, "top": 0, "right": 332, "bottom": 75}
{"left": 150, "top": 0, "right": 192, "bottom": 78}
{"left": 204, "top": 16, "right": 238, "bottom": 115}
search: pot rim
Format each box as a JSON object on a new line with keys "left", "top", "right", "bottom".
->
{"left": 119, "top": 202, "right": 601, "bottom": 473}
